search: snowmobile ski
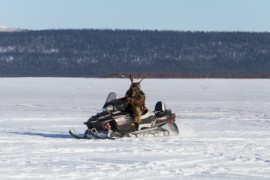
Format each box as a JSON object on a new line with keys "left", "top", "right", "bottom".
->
{"left": 69, "top": 128, "right": 86, "bottom": 139}
{"left": 69, "top": 128, "right": 115, "bottom": 140}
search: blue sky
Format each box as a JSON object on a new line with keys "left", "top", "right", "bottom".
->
{"left": 1, "top": 0, "right": 270, "bottom": 32}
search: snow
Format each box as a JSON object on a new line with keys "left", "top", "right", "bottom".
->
{"left": 0, "top": 25, "right": 24, "bottom": 32}
{"left": 0, "top": 78, "right": 270, "bottom": 179}
{"left": 0, "top": 25, "right": 10, "bottom": 31}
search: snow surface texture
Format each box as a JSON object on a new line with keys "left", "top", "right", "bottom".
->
{"left": 0, "top": 78, "right": 270, "bottom": 180}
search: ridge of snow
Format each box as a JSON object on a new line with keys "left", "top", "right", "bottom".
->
{"left": 0, "top": 25, "right": 26, "bottom": 32}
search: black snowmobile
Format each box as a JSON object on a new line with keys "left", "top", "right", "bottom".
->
{"left": 69, "top": 92, "right": 179, "bottom": 139}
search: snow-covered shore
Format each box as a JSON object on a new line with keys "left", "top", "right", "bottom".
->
{"left": 1, "top": 78, "right": 270, "bottom": 179}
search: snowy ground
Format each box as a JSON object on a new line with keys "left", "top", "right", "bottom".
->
{"left": 0, "top": 78, "right": 270, "bottom": 180}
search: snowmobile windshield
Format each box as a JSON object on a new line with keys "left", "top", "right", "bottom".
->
{"left": 103, "top": 101, "right": 127, "bottom": 112}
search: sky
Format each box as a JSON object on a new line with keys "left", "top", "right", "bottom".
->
{"left": 1, "top": 0, "right": 270, "bottom": 32}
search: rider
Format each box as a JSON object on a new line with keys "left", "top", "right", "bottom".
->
{"left": 123, "top": 75, "right": 145, "bottom": 124}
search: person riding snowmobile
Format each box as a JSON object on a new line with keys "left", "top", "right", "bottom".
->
{"left": 69, "top": 74, "right": 179, "bottom": 139}
{"left": 122, "top": 75, "right": 145, "bottom": 124}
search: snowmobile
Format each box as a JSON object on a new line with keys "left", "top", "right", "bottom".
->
{"left": 69, "top": 92, "right": 179, "bottom": 139}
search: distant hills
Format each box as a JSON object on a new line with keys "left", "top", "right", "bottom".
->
{"left": 0, "top": 29, "right": 270, "bottom": 78}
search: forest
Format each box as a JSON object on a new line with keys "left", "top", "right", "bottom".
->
{"left": 0, "top": 29, "right": 270, "bottom": 78}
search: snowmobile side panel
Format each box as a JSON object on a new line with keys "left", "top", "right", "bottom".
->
{"left": 114, "top": 114, "right": 136, "bottom": 132}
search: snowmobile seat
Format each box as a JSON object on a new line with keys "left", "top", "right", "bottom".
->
{"left": 139, "top": 109, "right": 154, "bottom": 129}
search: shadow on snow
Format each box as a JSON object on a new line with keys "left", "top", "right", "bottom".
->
{"left": 10, "top": 131, "right": 72, "bottom": 139}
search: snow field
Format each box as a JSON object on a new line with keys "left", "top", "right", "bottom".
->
{"left": 0, "top": 78, "right": 270, "bottom": 179}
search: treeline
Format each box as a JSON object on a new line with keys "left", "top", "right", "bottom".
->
{"left": 0, "top": 29, "right": 270, "bottom": 78}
